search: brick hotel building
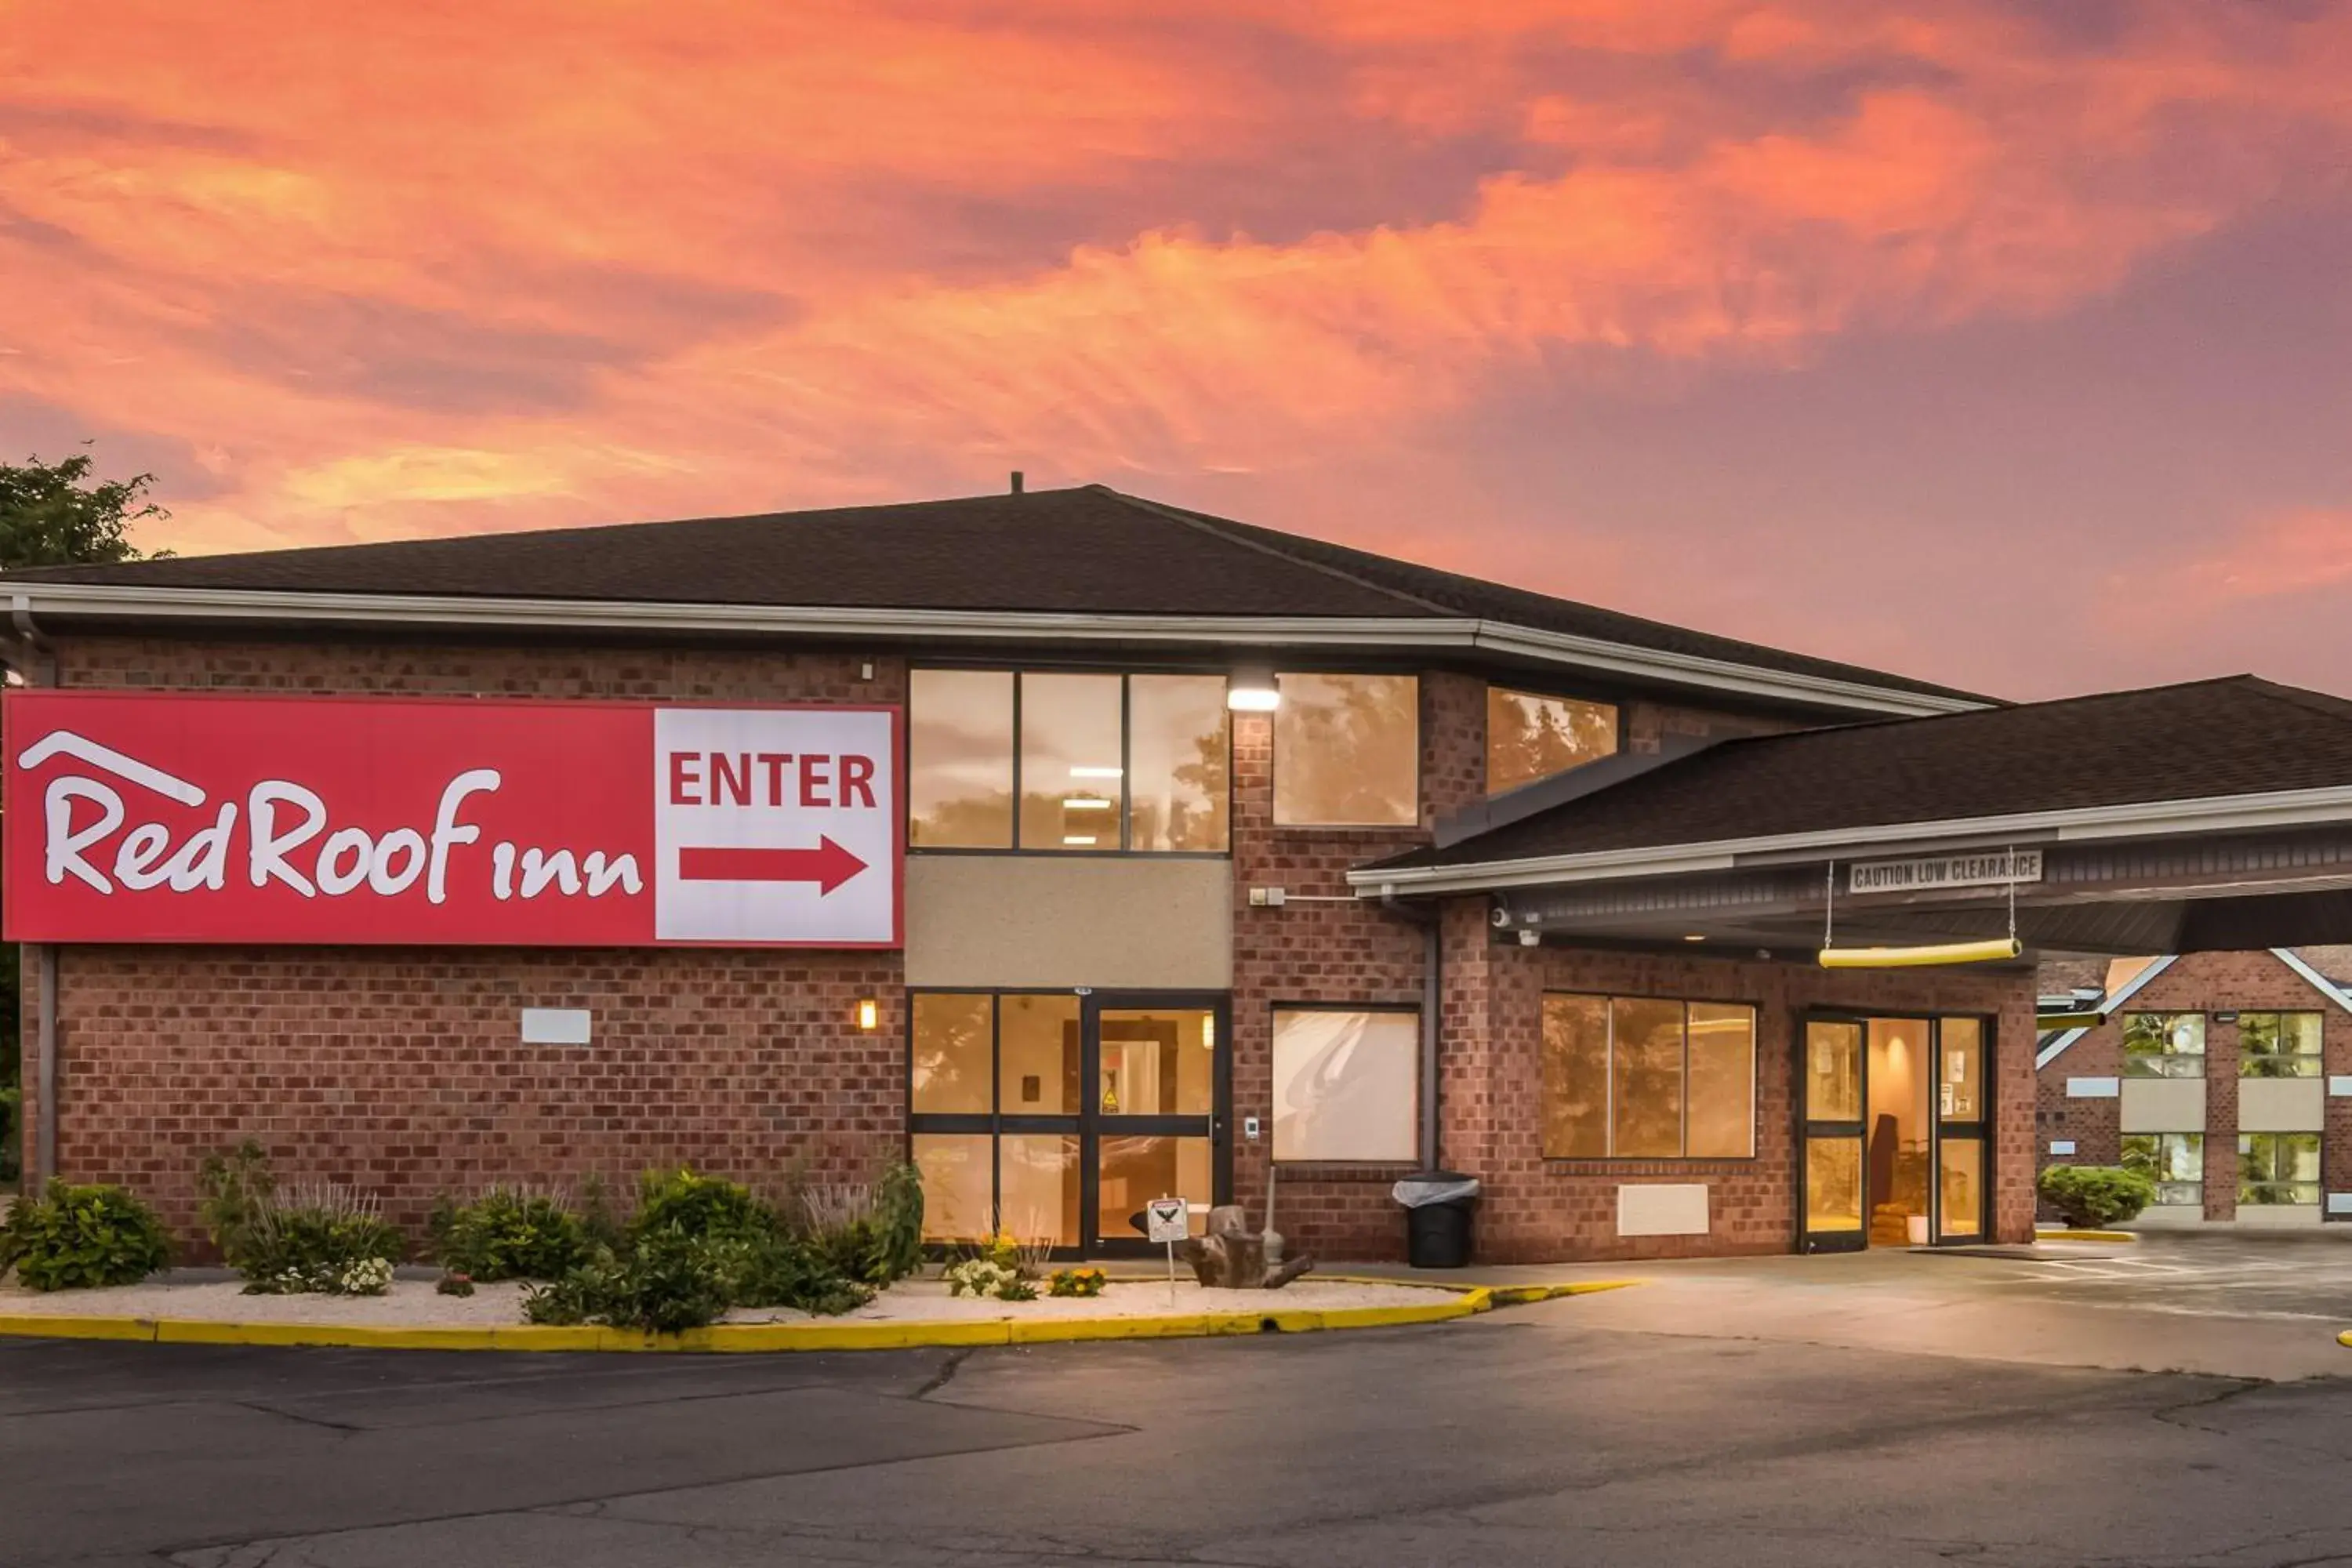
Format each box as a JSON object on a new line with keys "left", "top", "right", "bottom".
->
{"left": 13, "top": 485, "right": 2352, "bottom": 1262}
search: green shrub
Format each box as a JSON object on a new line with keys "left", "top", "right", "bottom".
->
{"left": 429, "top": 1185, "right": 590, "bottom": 1282}
{"left": 523, "top": 1227, "right": 735, "bottom": 1334}
{"left": 237, "top": 1181, "right": 405, "bottom": 1294}
{"left": 720, "top": 1229, "right": 873, "bottom": 1317}
{"left": 195, "top": 1140, "right": 275, "bottom": 1266}
{"left": 2038, "top": 1165, "right": 2156, "bottom": 1229}
{"left": 0, "top": 1182, "right": 170, "bottom": 1290}
{"left": 799, "top": 1163, "right": 926, "bottom": 1287}
{"left": 631, "top": 1167, "right": 778, "bottom": 1243}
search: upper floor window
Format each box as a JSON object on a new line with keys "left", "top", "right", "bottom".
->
{"left": 2121, "top": 1012, "right": 2204, "bottom": 1079}
{"left": 1487, "top": 688, "right": 1617, "bottom": 795}
{"left": 1272, "top": 673, "right": 1418, "bottom": 827}
{"left": 2238, "top": 1011, "right": 2323, "bottom": 1078}
{"left": 908, "top": 670, "right": 1229, "bottom": 852}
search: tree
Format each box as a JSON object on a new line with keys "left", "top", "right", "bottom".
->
{"left": 0, "top": 449, "right": 170, "bottom": 571}
{"left": 0, "top": 450, "right": 170, "bottom": 1184}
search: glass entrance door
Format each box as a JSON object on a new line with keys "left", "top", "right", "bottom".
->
{"left": 1800, "top": 1019, "right": 1867, "bottom": 1252}
{"left": 1086, "top": 993, "right": 1229, "bottom": 1253}
{"left": 909, "top": 988, "right": 1229, "bottom": 1259}
{"left": 1797, "top": 1013, "right": 1993, "bottom": 1251}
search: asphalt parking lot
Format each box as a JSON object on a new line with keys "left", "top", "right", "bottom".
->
{"left": 4, "top": 1235, "right": 2350, "bottom": 1568}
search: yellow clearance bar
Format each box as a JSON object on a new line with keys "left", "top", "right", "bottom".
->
{"left": 1817, "top": 938, "right": 2023, "bottom": 969}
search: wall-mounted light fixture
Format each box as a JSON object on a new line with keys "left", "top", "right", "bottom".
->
{"left": 855, "top": 998, "right": 880, "bottom": 1031}
{"left": 1226, "top": 662, "right": 1280, "bottom": 713}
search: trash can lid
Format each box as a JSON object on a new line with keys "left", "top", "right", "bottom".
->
{"left": 1392, "top": 1172, "right": 1482, "bottom": 1207}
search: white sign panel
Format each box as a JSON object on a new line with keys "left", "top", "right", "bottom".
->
{"left": 1849, "top": 849, "right": 2043, "bottom": 895}
{"left": 652, "top": 707, "right": 900, "bottom": 945}
{"left": 1145, "top": 1196, "right": 1189, "bottom": 1245}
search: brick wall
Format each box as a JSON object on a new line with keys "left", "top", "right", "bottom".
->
{"left": 1439, "top": 927, "right": 2035, "bottom": 1262}
{"left": 2034, "top": 948, "right": 2352, "bottom": 1225}
{"left": 22, "top": 633, "right": 910, "bottom": 1250}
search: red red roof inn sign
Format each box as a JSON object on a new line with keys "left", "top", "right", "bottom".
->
{"left": 2, "top": 692, "right": 904, "bottom": 947}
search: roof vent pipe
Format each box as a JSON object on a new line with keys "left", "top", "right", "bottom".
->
{"left": 1009, "top": 470, "right": 1024, "bottom": 494}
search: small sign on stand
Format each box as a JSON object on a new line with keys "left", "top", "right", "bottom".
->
{"left": 1145, "top": 1196, "right": 1188, "bottom": 1305}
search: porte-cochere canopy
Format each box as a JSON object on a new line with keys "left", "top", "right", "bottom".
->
{"left": 1356, "top": 677, "right": 2352, "bottom": 960}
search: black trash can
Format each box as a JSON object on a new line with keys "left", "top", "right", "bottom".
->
{"left": 1392, "top": 1172, "right": 1481, "bottom": 1269}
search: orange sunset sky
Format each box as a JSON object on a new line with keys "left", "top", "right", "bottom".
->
{"left": 4, "top": 2, "right": 2349, "bottom": 699}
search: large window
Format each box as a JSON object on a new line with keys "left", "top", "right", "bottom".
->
{"left": 2239, "top": 1133, "right": 2321, "bottom": 1206}
{"left": 2122, "top": 1132, "right": 2204, "bottom": 1206}
{"left": 1270, "top": 1007, "right": 1419, "bottom": 1163}
{"left": 1272, "top": 673, "right": 1417, "bottom": 827}
{"left": 2121, "top": 1013, "right": 2205, "bottom": 1079}
{"left": 1487, "top": 688, "right": 1617, "bottom": 795}
{"left": 1541, "top": 994, "right": 1756, "bottom": 1160}
{"left": 909, "top": 670, "right": 1229, "bottom": 851}
{"left": 2239, "top": 1012, "right": 2323, "bottom": 1079}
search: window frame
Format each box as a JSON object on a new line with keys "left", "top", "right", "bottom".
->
{"left": 2237, "top": 1011, "right": 2325, "bottom": 1080}
{"left": 1269, "top": 670, "right": 1423, "bottom": 829}
{"left": 1484, "top": 684, "right": 1622, "bottom": 797}
{"left": 2238, "top": 1131, "right": 2322, "bottom": 1207}
{"left": 1268, "top": 1000, "right": 1423, "bottom": 1167}
{"left": 2120, "top": 1011, "right": 2207, "bottom": 1080}
{"left": 908, "top": 663, "right": 1233, "bottom": 858}
{"left": 1540, "top": 989, "right": 1762, "bottom": 1162}
{"left": 2120, "top": 1131, "right": 2205, "bottom": 1206}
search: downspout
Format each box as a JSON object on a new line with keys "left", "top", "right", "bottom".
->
{"left": 9, "top": 594, "right": 59, "bottom": 1195}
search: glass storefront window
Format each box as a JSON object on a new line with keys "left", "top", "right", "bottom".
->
{"left": 999, "top": 1133, "right": 1083, "bottom": 1246}
{"left": 1096, "top": 1007, "right": 1215, "bottom": 1116}
{"left": 2122, "top": 1013, "right": 2205, "bottom": 1078}
{"left": 910, "top": 993, "right": 992, "bottom": 1115}
{"left": 1270, "top": 1007, "right": 1418, "bottom": 1163}
{"left": 912, "top": 1134, "right": 993, "bottom": 1242}
{"left": 2122, "top": 1132, "right": 2205, "bottom": 1206}
{"left": 2239, "top": 1133, "right": 2321, "bottom": 1205}
{"left": 1095, "top": 1135, "right": 1212, "bottom": 1243}
{"left": 998, "top": 993, "right": 1081, "bottom": 1115}
{"left": 1486, "top": 687, "right": 1617, "bottom": 795}
{"left": 909, "top": 670, "right": 1015, "bottom": 848}
{"left": 1128, "top": 674, "right": 1230, "bottom": 851}
{"left": 1938, "top": 1139, "right": 1984, "bottom": 1237}
{"left": 1541, "top": 993, "right": 1758, "bottom": 1160}
{"left": 1939, "top": 1018, "right": 1984, "bottom": 1121}
{"left": 2239, "top": 1012, "right": 2323, "bottom": 1079}
{"left": 1018, "top": 672, "right": 1123, "bottom": 852}
{"left": 1806, "top": 1138, "right": 1864, "bottom": 1232}
{"left": 1272, "top": 673, "right": 1418, "bottom": 826}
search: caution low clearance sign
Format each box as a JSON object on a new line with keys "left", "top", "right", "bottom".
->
{"left": 2, "top": 691, "right": 903, "bottom": 947}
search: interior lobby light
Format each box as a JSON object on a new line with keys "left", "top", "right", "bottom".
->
{"left": 1227, "top": 664, "right": 1280, "bottom": 712}
{"left": 1069, "top": 765, "right": 1124, "bottom": 779}
{"left": 1062, "top": 797, "right": 1113, "bottom": 810}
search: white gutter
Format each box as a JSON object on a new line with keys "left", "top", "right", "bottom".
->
{"left": 1, "top": 582, "right": 1980, "bottom": 719}
{"left": 2035, "top": 956, "right": 2176, "bottom": 1069}
{"left": 1350, "top": 782, "right": 2352, "bottom": 897}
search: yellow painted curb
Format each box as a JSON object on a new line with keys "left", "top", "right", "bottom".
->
{"left": 0, "top": 1276, "right": 1639, "bottom": 1355}
{"left": 2035, "top": 1229, "right": 2139, "bottom": 1244}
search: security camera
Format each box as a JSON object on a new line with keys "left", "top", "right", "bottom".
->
{"left": 1517, "top": 928, "right": 1540, "bottom": 947}
{"left": 1490, "top": 906, "right": 1512, "bottom": 928}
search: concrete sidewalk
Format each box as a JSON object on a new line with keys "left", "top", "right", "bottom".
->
{"left": 1342, "top": 1234, "right": 2352, "bottom": 1381}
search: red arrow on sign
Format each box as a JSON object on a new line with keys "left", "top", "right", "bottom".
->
{"left": 677, "top": 837, "right": 868, "bottom": 895}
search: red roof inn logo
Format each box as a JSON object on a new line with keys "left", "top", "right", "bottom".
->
{"left": 2, "top": 691, "right": 902, "bottom": 948}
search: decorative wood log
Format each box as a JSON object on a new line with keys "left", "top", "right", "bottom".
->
{"left": 1174, "top": 1203, "right": 1316, "bottom": 1290}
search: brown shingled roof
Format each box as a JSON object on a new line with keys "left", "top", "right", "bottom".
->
{"left": 1, "top": 485, "right": 1980, "bottom": 704}
{"left": 1379, "top": 677, "right": 2352, "bottom": 871}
